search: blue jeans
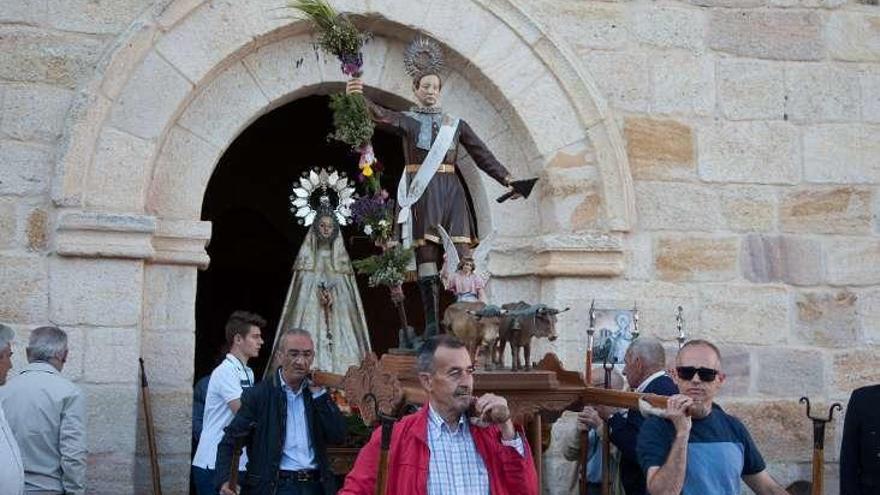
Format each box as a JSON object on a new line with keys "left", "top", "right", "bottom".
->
{"left": 276, "top": 477, "right": 324, "bottom": 495}
{"left": 192, "top": 466, "right": 246, "bottom": 495}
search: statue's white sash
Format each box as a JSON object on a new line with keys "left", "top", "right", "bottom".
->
{"left": 397, "top": 117, "right": 459, "bottom": 248}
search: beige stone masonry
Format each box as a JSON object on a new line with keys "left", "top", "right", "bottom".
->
{"left": 655, "top": 235, "right": 740, "bottom": 282}
{"left": 780, "top": 186, "right": 873, "bottom": 235}
{"left": 794, "top": 290, "right": 860, "bottom": 347}
{"left": 625, "top": 117, "right": 695, "bottom": 181}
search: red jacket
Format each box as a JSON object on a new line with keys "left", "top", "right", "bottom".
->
{"left": 340, "top": 407, "right": 539, "bottom": 495}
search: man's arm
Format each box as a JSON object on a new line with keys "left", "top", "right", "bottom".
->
{"left": 215, "top": 392, "right": 258, "bottom": 493}
{"left": 458, "top": 120, "right": 513, "bottom": 187}
{"left": 60, "top": 390, "right": 88, "bottom": 495}
{"left": 743, "top": 471, "right": 789, "bottom": 495}
{"left": 338, "top": 426, "right": 382, "bottom": 495}
{"left": 644, "top": 394, "right": 692, "bottom": 495}
{"left": 228, "top": 398, "right": 241, "bottom": 414}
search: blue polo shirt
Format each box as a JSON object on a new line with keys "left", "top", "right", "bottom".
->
{"left": 636, "top": 403, "right": 765, "bottom": 495}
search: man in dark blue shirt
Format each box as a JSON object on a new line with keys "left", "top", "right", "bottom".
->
{"left": 636, "top": 339, "right": 787, "bottom": 495}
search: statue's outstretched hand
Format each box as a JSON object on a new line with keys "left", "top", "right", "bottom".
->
{"left": 346, "top": 78, "right": 364, "bottom": 95}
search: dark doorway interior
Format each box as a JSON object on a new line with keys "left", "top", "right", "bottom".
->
{"left": 194, "top": 94, "right": 466, "bottom": 381}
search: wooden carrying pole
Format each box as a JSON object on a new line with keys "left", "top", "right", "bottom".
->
{"left": 139, "top": 358, "right": 163, "bottom": 495}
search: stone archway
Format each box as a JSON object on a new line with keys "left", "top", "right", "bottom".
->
{"left": 48, "top": 0, "right": 635, "bottom": 490}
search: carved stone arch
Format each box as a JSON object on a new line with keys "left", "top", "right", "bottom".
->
{"left": 53, "top": 0, "right": 634, "bottom": 278}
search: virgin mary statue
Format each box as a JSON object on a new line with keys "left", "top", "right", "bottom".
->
{"left": 267, "top": 170, "right": 371, "bottom": 375}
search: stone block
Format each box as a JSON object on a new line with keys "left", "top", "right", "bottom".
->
{"left": 83, "top": 327, "right": 140, "bottom": 384}
{"left": 0, "top": 0, "right": 47, "bottom": 24}
{"left": 719, "top": 186, "right": 778, "bottom": 232}
{"left": 0, "top": 141, "right": 53, "bottom": 196}
{"left": 832, "top": 348, "right": 880, "bottom": 392}
{"left": 58, "top": 326, "right": 85, "bottom": 382}
{"left": 46, "top": 0, "right": 151, "bottom": 35}
{"left": 86, "top": 452, "right": 136, "bottom": 494}
{"left": 651, "top": 52, "right": 715, "bottom": 116}
{"left": 26, "top": 207, "right": 49, "bottom": 251}
{"left": 623, "top": 232, "right": 653, "bottom": 281}
{"left": 624, "top": 117, "right": 695, "bottom": 181}
{"left": 580, "top": 51, "right": 652, "bottom": 112}
{"left": 858, "top": 288, "right": 880, "bottom": 344}
{"left": 632, "top": 5, "right": 705, "bottom": 50}
{"left": 780, "top": 187, "right": 873, "bottom": 235}
{"left": 804, "top": 125, "right": 880, "bottom": 184}
{"left": 714, "top": 344, "right": 751, "bottom": 398}
{"left": 827, "top": 12, "right": 880, "bottom": 62}
{"left": 0, "top": 199, "right": 17, "bottom": 249}
{"left": 718, "top": 58, "right": 785, "bottom": 120}
{"left": 136, "top": 388, "right": 192, "bottom": 456}
{"left": 241, "top": 34, "right": 329, "bottom": 102}
{"left": 634, "top": 181, "right": 724, "bottom": 231}
{"left": 422, "top": 0, "right": 495, "bottom": 60}
{"left": 769, "top": 0, "right": 846, "bottom": 6}
{"left": 0, "top": 255, "right": 48, "bottom": 323}
{"left": 526, "top": 1, "right": 627, "bottom": 51}
{"left": 795, "top": 290, "right": 860, "bottom": 347}
{"left": 741, "top": 235, "right": 823, "bottom": 286}
{"left": 723, "top": 400, "right": 820, "bottom": 462}
{"left": 700, "top": 285, "right": 790, "bottom": 345}
{"left": 85, "top": 127, "right": 153, "bottom": 212}
{"left": 109, "top": 50, "right": 193, "bottom": 140}
{"left": 754, "top": 347, "right": 825, "bottom": 397}
{"left": 0, "top": 83, "right": 72, "bottom": 142}
{"left": 154, "top": 0, "right": 284, "bottom": 84}
{"left": 654, "top": 235, "right": 739, "bottom": 282}
{"left": 708, "top": 10, "right": 824, "bottom": 61}
{"left": 0, "top": 26, "right": 105, "bottom": 89}
{"left": 470, "top": 26, "right": 546, "bottom": 104}
{"left": 84, "top": 383, "right": 139, "bottom": 454}
{"left": 785, "top": 64, "right": 860, "bottom": 123}
{"left": 510, "top": 72, "right": 584, "bottom": 156}
{"left": 134, "top": 453, "right": 190, "bottom": 495}
{"left": 698, "top": 121, "right": 800, "bottom": 184}
{"left": 143, "top": 265, "right": 197, "bottom": 331}
{"left": 863, "top": 70, "right": 880, "bottom": 123}
{"left": 178, "top": 61, "right": 270, "bottom": 148}
{"left": 826, "top": 237, "right": 880, "bottom": 286}
{"left": 147, "top": 125, "right": 223, "bottom": 219}
{"left": 690, "top": 0, "right": 765, "bottom": 6}
{"left": 140, "top": 329, "right": 194, "bottom": 388}
{"left": 49, "top": 257, "right": 143, "bottom": 327}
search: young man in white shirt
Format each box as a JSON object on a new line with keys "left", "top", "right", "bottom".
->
{"left": 192, "top": 311, "right": 265, "bottom": 495}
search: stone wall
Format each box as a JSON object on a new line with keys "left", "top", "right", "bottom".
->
{"left": 0, "top": 0, "right": 878, "bottom": 493}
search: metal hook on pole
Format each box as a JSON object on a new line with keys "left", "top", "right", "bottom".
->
{"left": 799, "top": 397, "right": 842, "bottom": 495}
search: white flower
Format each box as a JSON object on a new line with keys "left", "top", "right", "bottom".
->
{"left": 364, "top": 225, "right": 373, "bottom": 236}
{"left": 378, "top": 219, "right": 388, "bottom": 227}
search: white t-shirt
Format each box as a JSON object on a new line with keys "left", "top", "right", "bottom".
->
{"left": 192, "top": 355, "right": 254, "bottom": 470}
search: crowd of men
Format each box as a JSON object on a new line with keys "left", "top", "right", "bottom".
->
{"left": 1, "top": 316, "right": 879, "bottom": 494}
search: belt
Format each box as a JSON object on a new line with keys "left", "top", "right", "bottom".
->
{"left": 405, "top": 163, "right": 455, "bottom": 173}
{"left": 278, "top": 469, "right": 320, "bottom": 482}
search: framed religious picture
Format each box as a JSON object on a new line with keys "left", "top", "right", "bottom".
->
{"left": 591, "top": 308, "right": 637, "bottom": 365}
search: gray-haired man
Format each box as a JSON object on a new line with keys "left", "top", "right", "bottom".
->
{"left": 0, "top": 326, "right": 87, "bottom": 495}
{"left": 0, "top": 324, "right": 25, "bottom": 495}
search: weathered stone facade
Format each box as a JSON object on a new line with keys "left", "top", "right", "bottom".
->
{"left": 0, "top": 0, "right": 878, "bottom": 493}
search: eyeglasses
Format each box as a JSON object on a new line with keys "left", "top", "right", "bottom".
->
{"left": 676, "top": 366, "right": 719, "bottom": 382}
{"left": 284, "top": 350, "right": 314, "bottom": 360}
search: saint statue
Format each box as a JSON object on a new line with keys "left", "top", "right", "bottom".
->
{"left": 346, "top": 36, "right": 523, "bottom": 337}
{"left": 267, "top": 169, "right": 371, "bottom": 375}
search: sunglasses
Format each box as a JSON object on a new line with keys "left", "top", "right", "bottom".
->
{"left": 676, "top": 366, "right": 719, "bottom": 382}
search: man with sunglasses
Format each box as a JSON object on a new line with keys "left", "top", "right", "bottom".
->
{"left": 216, "top": 328, "right": 347, "bottom": 495}
{"left": 636, "top": 340, "right": 788, "bottom": 495}
{"left": 340, "top": 334, "right": 539, "bottom": 494}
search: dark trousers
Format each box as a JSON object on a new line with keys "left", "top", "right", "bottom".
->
{"left": 276, "top": 478, "right": 324, "bottom": 495}
{"left": 192, "top": 466, "right": 246, "bottom": 495}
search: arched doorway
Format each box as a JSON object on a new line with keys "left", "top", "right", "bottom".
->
{"left": 194, "top": 94, "right": 465, "bottom": 379}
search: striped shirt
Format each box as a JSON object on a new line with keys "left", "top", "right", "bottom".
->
{"left": 426, "top": 405, "right": 525, "bottom": 495}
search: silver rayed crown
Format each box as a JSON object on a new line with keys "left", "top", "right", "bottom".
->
{"left": 403, "top": 36, "right": 445, "bottom": 83}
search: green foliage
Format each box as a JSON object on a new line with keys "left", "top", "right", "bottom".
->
{"left": 288, "top": 0, "right": 366, "bottom": 61}
{"left": 329, "top": 93, "right": 374, "bottom": 147}
{"left": 352, "top": 246, "right": 414, "bottom": 288}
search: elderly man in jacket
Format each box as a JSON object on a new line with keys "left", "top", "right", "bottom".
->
{"left": 216, "top": 328, "right": 346, "bottom": 495}
{"left": 340, "top": 334, "right": 538, "bottom": 495}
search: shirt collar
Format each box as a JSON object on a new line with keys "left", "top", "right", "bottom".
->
{"left": 22, "top": 362, "right": 59, "bottom": 375}
{"left": 636, "top": 369, "right": 668, "bottom": 393}
{"left": 278, "top": 369, "right": 306, "bottom": 395}
{"left": 427, "top": 403, "right": 467, "bottom": 433}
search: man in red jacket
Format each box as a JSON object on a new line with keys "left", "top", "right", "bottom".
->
{"left": 341, "top": 335, "right": 539, "bottom": 495}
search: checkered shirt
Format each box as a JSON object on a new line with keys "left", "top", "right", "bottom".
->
{"left": 426, "top": 405, "right": 490, "bottom": 495}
